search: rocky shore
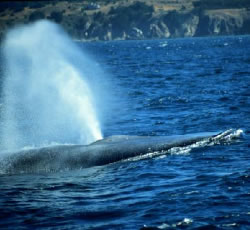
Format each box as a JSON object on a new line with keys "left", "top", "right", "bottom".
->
{"left": 0, "top": 0, "right": 250, "bottom": 41}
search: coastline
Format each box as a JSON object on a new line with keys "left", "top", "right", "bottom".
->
{"left": 0, "top": 1, "right": 250, "bottom": 42}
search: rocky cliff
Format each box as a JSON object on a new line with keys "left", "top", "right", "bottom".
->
{"left": 0, "top": 1, "right": 250, "bottom": 41}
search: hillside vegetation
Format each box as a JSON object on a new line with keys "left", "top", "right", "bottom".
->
{"left": 0, "top": 0, "right": 250, "bottom": 41}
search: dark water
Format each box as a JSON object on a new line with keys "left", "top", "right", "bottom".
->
{"left": 0, "top": 36, "right": 250, "bottom": 229}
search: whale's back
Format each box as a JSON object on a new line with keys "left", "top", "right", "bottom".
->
{"left": 1, "top": 131, "right": 233, "bottom": 174}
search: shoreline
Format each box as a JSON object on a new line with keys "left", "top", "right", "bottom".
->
{"left": 1, "top": 1, "right": 250, "bottom": 42}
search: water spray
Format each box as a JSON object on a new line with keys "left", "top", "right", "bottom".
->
{"left": 0, "top": 20, "right": 103, "bottom": 150}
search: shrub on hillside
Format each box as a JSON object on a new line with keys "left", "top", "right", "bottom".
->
{"left": 29, "top": 11, "right": 45, "bottom": 22}
{"left": 49, "top": 11, "right": 63, "bottom": 23}
{"left": 193, "top": 0, "right": 250, "bottom": 9}
{"left": 109, "top": 1, "right": 154, "bottom": 37}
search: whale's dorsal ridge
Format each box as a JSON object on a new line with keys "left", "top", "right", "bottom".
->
{"left": 90, "top": 135, "right": 149, "bottom": 145}
{"left": 1, "top": 129, "right": 241, "bottom": 174}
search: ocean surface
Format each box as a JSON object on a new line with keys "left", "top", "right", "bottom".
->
{"left": 0, "top": 36, "right": 250, "bottom": 229}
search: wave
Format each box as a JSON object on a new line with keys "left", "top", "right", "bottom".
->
{"left": 123, "top": 129, "right": 243, "bottom": 162}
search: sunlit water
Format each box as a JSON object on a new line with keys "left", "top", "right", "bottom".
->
{"left": 0, "top": 35, "right": 249, "bottom": 229}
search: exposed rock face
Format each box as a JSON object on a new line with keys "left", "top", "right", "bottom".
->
{"left": 162, "top": 12, "right": 199, "bottom": 37}
{"left": 182, "top": 15, "right": 199, "bottom": 37}
{"left": 148, "top": 21, "right": 170, "bottom": 38}
{"left": 70, "top": 7, "right": 250, "bottom": 41}
{"left": 129, "top": 27, "right": 144, "bottom": 39}
{"left": 196, "top": 9, "right": 250, "bottom": 36}
{"left": 1, "top": 2, "right": 250, "bottom": 41}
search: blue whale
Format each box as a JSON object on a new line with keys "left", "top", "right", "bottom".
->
{"left": 0, "top": 131, "right": 225, "bottom": 174}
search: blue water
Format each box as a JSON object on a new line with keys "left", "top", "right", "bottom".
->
{"left": 0, "top": 36, "right": 250, "bottom": 229}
